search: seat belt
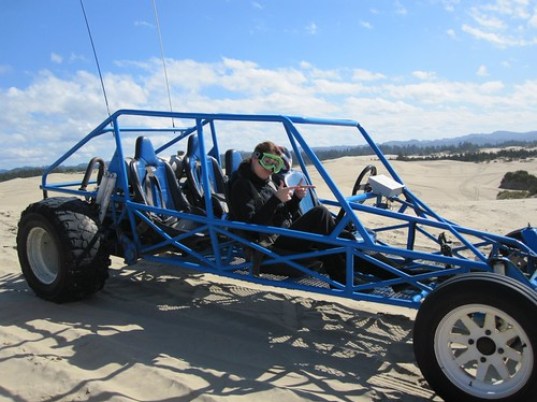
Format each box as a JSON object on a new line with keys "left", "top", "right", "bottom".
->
{"left": 144, "top": 166, "right": 165, "bottom": 209}
{"left": 143, "top": 166, "right": 177, "bottom": 226}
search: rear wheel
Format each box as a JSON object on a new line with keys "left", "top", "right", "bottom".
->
{"left": 17, "top": 197, "right": 110, "bottom": 302}
{"left": 414, "top": 273, "right": 537, "bottom": 401}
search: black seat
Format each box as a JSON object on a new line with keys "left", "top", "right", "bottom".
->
{"left": 224, "top": 148, "right": 243, "bottom": 177}
{"left": 183, "top": 135, "right": 228, "bottom": 217}
{"left": 129, "top": 136, "right": 203, "bottom": 236}
{"left": 130, "top": 137, "right": 191, "bottom": 212}
{"left": 168, "top": 150, "right": 186, "bottom": 184}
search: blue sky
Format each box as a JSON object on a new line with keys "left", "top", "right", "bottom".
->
{"left": 1, "top": 0, "right": 537, "bottom": 169}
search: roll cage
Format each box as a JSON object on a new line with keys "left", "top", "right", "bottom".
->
{"left": 40, "top": 109, "right": 537, "bottom": 308}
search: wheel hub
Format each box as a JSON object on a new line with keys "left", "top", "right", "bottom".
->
{"left": 27, "top": 226, "right": 60, "bottom": 285}
{"left": 476, "top": 336, "right": 496, "bottom": 356}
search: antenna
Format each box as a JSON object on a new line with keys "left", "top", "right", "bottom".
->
{"left": 152, "top": 0, "right": 175, "bottom": 127}
{"left": 79, "top": 0, "right": 111, "bottom": 116}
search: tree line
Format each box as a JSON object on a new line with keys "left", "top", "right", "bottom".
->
{"left": 395, "top": 147, "right": 537, "bottom": 162}
{"left": 311, "top": 140, "right": 537, "bottom": 163}
{"left": 0, "top": 165, "right": 84, "bottom": 183}
{"left": 2, "top": 139, "right": 536, "bottom": 183}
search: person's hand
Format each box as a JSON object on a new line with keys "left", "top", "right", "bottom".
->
{"left": 293, "top": 184, "right": 307, "bottom": 199}
{"left": 292, "top": 179, "right": 314, "bottom": 200}
{"left": 275, "top": 181, "right": 315, "bottom": 202}
{"left": 275, "top": 182, "right": 294, "bottom": 202}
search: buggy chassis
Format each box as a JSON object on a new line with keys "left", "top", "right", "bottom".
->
{"left": 17, "top": 109, "right": 537, "bottom": 401}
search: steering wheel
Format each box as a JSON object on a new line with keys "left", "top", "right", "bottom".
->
{"left": 334, "top": 164, "right": 378, "bottom": 228}
{"left": 352, "top": 164, "right": 377, "bottom": 195}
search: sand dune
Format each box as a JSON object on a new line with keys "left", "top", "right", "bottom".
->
{"left": 1, "top": 158, "right": 536, "bottom": 401}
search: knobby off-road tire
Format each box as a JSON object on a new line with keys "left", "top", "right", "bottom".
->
{"left": 17, "top": 197, "right": 110, "bottom": 303}
{"left": 414, "top": 273, "right": 537, "bottom": 402}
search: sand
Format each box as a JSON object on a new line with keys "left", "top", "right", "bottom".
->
{"left": 1, "top": 157, "right": 536, "bottom": 401}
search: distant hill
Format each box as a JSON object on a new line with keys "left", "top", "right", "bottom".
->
{"left": 383, "top": 130, "right": 537, "bottom": 148}
{"left": 309, "top": 130, "right": 537, "bottom": 162}
{"left": 1, "top": 130, "right": 536, "bottom": 183}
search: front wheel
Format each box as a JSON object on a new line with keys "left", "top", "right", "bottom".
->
{"left": 17, "top": 197, "right": 110, "bottom": 303}
{"left": 414, "top": 273, "right": 537, "bottom": 401}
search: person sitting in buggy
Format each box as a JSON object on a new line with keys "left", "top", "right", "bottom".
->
{"left": 228, "top": 141, "right": 349, "bottom": 283}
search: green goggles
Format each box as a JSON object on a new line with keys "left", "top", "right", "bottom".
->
{"left": 257, "top": 152, "right": 285, "bottom": 174}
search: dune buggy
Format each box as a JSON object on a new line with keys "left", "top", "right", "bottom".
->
{"left": 17, "top": 109, "right": 537, "bottom": 401}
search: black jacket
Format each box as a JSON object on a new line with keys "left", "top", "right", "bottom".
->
{"left": 229, "top": 160, "right": 301, "bottom": 232}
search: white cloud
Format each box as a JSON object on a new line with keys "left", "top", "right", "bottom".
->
{"left": 442, "top": 0, "right": 460, "bottom": 12}
{"left": 461, "top": 1, "right": 537, "bottom": 47}
{"left": 394, "top": 0, "right": 408, "bottom": 15}
{"left": 480, "top": 80, "right": 504, "bottom": 92}
{"left": 412, "top": 71, "right": 437, "bottom": 80}
{"left": 215, "top": 58, "right": 310, "bottom": 99}
{"left": 477, "top": 64, "right": 489, "bottom": 76}
{"left": 299, "top": 61, "right": 313, "bottom": 70}
{"left": 462, "top": 24, "right": 515, "bottom": 46}
{"left": 300, "top": 63, "right": 342, "bottom": 80}
{"left": 530, "top": 9, "right": 537, "bottom": 27}
{"left": 512, "top": 79, "right": 537, "bottom": 103}
{"left": 446, "top": 28, "right": 457, "bottom": 39}
{"left": 360, "top": 20, "right": 373, "bottom": 29}
{"left": 69, "top": 53, "right": 88, "bottom": 63}
{"left": 314, "top": 79, "right": 365, "bottom": 96}
{"left": 134, "top": 20, "right": 154, "bottom": 29}
{"left": 1, "top": 58, "right": 537, "bottom": 168}
{"left": 352, "top": 69, "right": 385, "bottom": 81}
{"left": 469, "top": 8, "right": 506, "bottom": 30}
{"left": 251, "top": 1, "right": 263, "bottom": 10}
{"left": 50, "top": 53, "right": 63, "bottom": 64}
{"left": 485, "top": 0, "right": 532, "bottom": 20}
{"left": 305, "top": 22, "right": 318, "bottom": 35}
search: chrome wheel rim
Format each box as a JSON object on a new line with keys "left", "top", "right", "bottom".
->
{"left": 27, "top": 226, "right": 60, "bottom": 285}
{"left": 435, "top": 303, "right": 533, "bottom": 399}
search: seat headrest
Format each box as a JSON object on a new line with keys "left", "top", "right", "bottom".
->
{"left": 135, "top": 136, "right": 159, "bottom": 165}
{"left": 187, "top": 135, "right": 200, "bottom": 158}
{"left": 279, "top": 146, "right": 292, "bottom": 173}
{"left": 225, "top": 149, "right": 243, "bottom": 177}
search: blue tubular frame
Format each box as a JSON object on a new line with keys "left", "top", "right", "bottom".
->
{"left": 40, "top": 109, "right": 537, "bottom": 308}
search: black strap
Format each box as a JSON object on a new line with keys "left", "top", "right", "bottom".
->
{"left": 144, "top": 171, "right": 165, "bottom": 209}
{"left": 142, "top": 168, "right": 178, "bottom": 226}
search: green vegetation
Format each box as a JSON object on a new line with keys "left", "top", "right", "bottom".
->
{"left": 395, "top": 144, "right": 537, "bottom": 162}
{"left": 497, "top": 170, "right": 537, "bottom": 199}
{"left": 308, "top": 140, "right": 537, "bottom": 164}
{"left": 0, "top": 167, "right": 45, "bottom": 182}
{"left": 2, "top": 139, "right": 536, "bottom": 183}
{"left": 497, "top": 190, "right": 530, "bottom": 200}
{"left": 0, "top": 166, "right": 84, "bottom": 183}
